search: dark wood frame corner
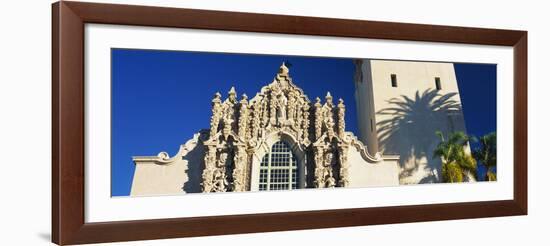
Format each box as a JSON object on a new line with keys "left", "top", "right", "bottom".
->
{"left": 52, "top": 1, "right": 527, "bottom": 245}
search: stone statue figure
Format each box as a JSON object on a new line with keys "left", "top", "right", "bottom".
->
{"left": 217, "top": 153, "right": 228, "bottom": 167}
{"left": 222, "top": 115, "right": 234, "bottom": 139}
{"left": 276, "top": 92, "right": 288, "bottom": 125}
{"left": 269, "top": 85, "right": 279, "bottom": 125}
{"left": 212, "top": 169, "right": 228, "bottom": 192}
{"left": 324, "top": 152, "right": 334, "bottom": 167}
{"left": 325, "top": 169, "right": 336, "bottom": 188}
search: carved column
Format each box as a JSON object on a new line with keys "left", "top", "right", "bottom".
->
{"left": 209, "top": 92, "right": 222, "bottom": 138}
{"left": 232, "top": 145, "right": 247, "bottom": 192}
{"left": 338, "top": 145, "right": 349, "bottom": 187}
{"left": 314, "top": 97, "right": 323, "bottom": 140}
{"left": 325, "top": 116, "right": 335, "bottom": 141}
{"left": 302, "top": 102, "right": 310, "bottom": 142}
{"left": 287, "top": 90, "right": 297, "bottom": 125}
{"left": 323, "top": 150, "right": 337, "bottom": 188}
{"left": 269, "top": 90, "right": 277, "bottom": 126}
{"left": 324, "top": 93, "right": 335, "bottom": 140}
{"left": 313, "top": 145, "right": 325, "bottom": 188}
{"left": 261, "top": 97, "right": 269, "bottom": 127}
{"left": 337, "top": 98, "right": 346, "bottom": 138}
{"left": 250, "top": 102, "right": 261, "bottom": 143}
{"left": 238, "top": 94, "right": 249, "bottom": 140}
{"left": 221, "top": 88, "right": 236, "bottom": 140}
{"left": 212, "top": 151, "right": 231, "bottom": 192}
{"left": 201, "top": 145, "right": 218, "bottom": 192}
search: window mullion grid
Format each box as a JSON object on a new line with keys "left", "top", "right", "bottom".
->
{"left": 287, "top": 152, "right": 292, "bottom": 190}
{"left": 260, "top": 142, "right": 298, "bottom": 191}
{"left": 267, "top": 150, "right": 272, "bottom": 191}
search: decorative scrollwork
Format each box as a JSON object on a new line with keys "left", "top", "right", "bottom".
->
{"left": 201, "top": 63, "right": 352, "bottom": 192}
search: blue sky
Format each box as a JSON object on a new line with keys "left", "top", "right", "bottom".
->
{"left": 454, "top": 63, "right": 497, "bottom": 177}
{"left": 111, "top": 49, "right": 496, "bottom": 196}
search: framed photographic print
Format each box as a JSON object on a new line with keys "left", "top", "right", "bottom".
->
{"left": 52, "top": 1, "right": 527, "bottom": 245}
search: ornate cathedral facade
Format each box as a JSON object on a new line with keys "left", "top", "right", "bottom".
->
{"left": 202, "top": 63, "right": 356, "bottom": 193}
{"left": 130, "top": 60, "right": 468, "bottom": 196}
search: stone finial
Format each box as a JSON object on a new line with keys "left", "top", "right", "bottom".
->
{"left": 212, "top": 92, "right": 222, "bottom": 103}
{"left": 326, "top": 92, "right": 333, "bottom": 101}
{"left": 338, "top": 98, "right": 344, "bottom": 106}
{"left": 228, "top": 86, "right": 237, "bottom": 103}
{"left": 228, "top": 86, "right": 236, "bottom": 96}
{"left": 325, "top": 92, "right": 334, "bottom": 107}
{"left": 278, "top": 62, "right": 289, "bottom": 76}
{"left": 314, "top": 97, "right": 322, "bottom": 106}
{"left": 240, "top": 94, "right": 248, "bottom": 104}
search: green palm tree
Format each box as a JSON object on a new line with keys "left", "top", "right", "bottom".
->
{"left": 472, "top": 132, "right": 497, "bottom": 181}
{"left": 433, "top": 131, "right": 477, "bottom": 183}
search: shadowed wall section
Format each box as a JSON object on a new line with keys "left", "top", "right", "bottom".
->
{"left": 354, "top": 59, "right": 470, "bottom": 184}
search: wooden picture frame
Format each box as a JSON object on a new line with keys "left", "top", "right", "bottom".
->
{"left": 52, "top": 1, "right": 527, "bottom": 245}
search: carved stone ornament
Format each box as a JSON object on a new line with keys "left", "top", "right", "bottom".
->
{"left": 201, "top": 63, "right": 356, "bottom": 192}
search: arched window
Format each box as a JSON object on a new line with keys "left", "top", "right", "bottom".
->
{"left": 258, "top": 141, "right": 298, "bottom": 191}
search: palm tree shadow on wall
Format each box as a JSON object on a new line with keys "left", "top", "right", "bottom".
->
{"left": 376, "top": 89, "right": 461, "bottom": 184}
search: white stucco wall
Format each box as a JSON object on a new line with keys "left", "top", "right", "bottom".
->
{"left": 130, "top": 158, "right": 188, "bottom": 196}
{"left": 130, "top": 134, "right": 205, "bottom": 196}
{"left": 355, "top": 59, "right": 470, "bottom": 185}
{"left": 347, "top": 146, "right": 400, "bottom": 188}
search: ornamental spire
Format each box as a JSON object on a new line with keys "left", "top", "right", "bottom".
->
{"left": 279, "top": 62, "right": 289, "bottom": 76}
{"left": 228, "top": 86, "right": 237, "bottom": 103}
{"left": 228, "top": 86, "right": 236, "bottom": 96}
{"left": 325, "top": 92, "right": 333, "bottom": 107}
